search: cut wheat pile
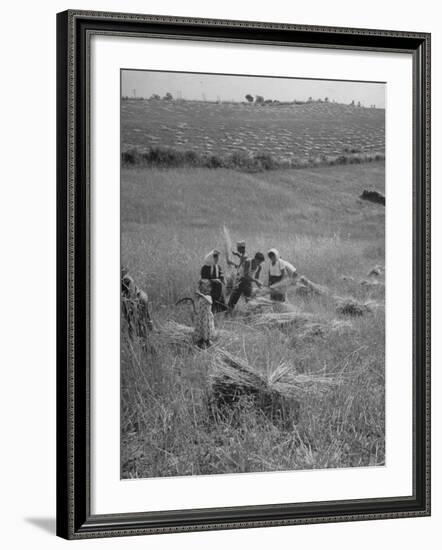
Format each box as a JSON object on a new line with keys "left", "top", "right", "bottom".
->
{"left": 249, "top": 310, "right": 316, "bottom": 328}
{"left": 335, "top": 297, "right": 384, "bottom": 316}
{"left": 210, "top": 349, "right": 342, "bottom": 426}
{"left": 159, "top": 320, "right": 240, "bottom": 347}
{"left": 157, "top": 321, "right": 194, "bottom": 345}
{"left": 244, "top": 297, "right": 298, "bottom": 314}
{"left": 246, "top": 310, "right": 354, "bottom": 337}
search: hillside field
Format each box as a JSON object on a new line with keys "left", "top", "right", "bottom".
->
{"left": 121, "top": 162, "right": 385, "bottom": 479}
{"left": 121, "top": 99, "right": 385, "bottom": 164}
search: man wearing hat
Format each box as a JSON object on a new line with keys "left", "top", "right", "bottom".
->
{"left": 226, "top": 239, "right": 248, "bottom": 299}
{"left": 228, "top": 240, "right": 247, "bottom": 268}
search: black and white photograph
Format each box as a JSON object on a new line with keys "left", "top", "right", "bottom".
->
{"left": 0, "top": 0, "right": 436, "bottom": 545}
{"left": 120, "top": 70, "right": 386, "bottom": 479}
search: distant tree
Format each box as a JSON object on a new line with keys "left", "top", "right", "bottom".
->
{"left": 350, "top": 100, "right": 355, "bottom": 106}
{"left": 150, "top": 94, "right": 161, "bottom": 100}
{"left": 357, "top": 101, "right": 361, "bottom": 107}
{"left": 308, "top": 96, "right": 313, "bottom": 103}
{"left": 164, "top": 92, "right": 173, "bottom": 100}
{"left": 325, "top": 97, "right": 329, "bottom": 102}
{"left": 255, "top": 95, "right": 264, "bottom": 105}
{"left": 245, "top": 94, "right": 254, "bottom": 103}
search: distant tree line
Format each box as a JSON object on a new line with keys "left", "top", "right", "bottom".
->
{"left": 243, "top": 94, "right": 374, "bottom": 107}
{"left": 121, "top": 92, "right": 377, "bottom": 109}
{"left": 122, "top": 92, "right": 175, "bottom": 101}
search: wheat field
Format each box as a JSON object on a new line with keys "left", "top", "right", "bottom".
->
{"left": 120, "top": 162, "right": 385, "bottom": 479}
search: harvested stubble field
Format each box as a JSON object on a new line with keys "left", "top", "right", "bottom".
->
{"left": 121, "top": 99, "right": 385, "bottom": 165}
{"left": 121, "top": 161, "right": 385, "bottom": 479}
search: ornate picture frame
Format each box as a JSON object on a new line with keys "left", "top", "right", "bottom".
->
{"left": 56, "top": 10, "right": 430, "bottom": 539}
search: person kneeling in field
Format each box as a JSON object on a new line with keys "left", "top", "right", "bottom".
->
{"left": 265, "top": 248, "right": 297, "bottom": 302}
{"left": 121, "top": 267, "right": 153, "bottom": 338}
{"left": 193, "top": 279, "right": 216, "bottom": 348}
{"left": 227, "top": 252, "right": 265, "bottom": 312}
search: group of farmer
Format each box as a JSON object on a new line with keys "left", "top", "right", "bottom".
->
{"left": 120, "top": 240, "right": 297, "bottom": 342}
{"left": 200, "top": 240, "right": 297, "bottom": 314}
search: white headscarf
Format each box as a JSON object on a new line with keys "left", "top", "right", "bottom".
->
{"left": 203, "top": 249, "right": 220, "bottom": 266}
{"left": 267, "top": 248, "right": 296, "bottom": 277}
{"left": 267, "top": 248, "right": 280, "bottom": 261}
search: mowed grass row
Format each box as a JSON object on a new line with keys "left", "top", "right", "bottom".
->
{"left": 121, "top": 99, "right": 385, "bottom": 162}
{"left": 121, "top": 162, "right": 385, "bottom": 478}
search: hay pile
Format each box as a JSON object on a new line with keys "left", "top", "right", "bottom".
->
{"left": 295, "top": 275, "right": 330, "bottom": 298}
{"left": 253, "top": 280, "right": 294, "bottom": 304}
{"left": 210, "top": 349, "right": 341, "bottom": 426}
{"left": 249, "top": 310, "right": 316, "bottom": 329}
{"left": 335, "top": 298, "right": 373, "bottom": 316}
{"left": 159, "top": 320, "right": 240, "bottom": 347}
{"left": 158, "top": 321, "right": 195, "bottom": 345}
{"left": 252, "top": 274, "right": 334, "bottom": 305}
{"left": 296, "top": 319, "right": 354, "bottom": 339}
{"left": 247, "top": 310, "right": 354, "bottom": 338}
{"left": 267, "top": 362, "right": 342, "bottom": 398}
{"left": 360, "top": 279, "right": 385, "bottom": 289}
{"left": 244, "top": 297, "right": 297, "bottom": 315}
{"left": 367, "top": 265, "right": 383, "bottom": 277}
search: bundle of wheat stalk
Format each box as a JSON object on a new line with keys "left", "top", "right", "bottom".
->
{"left": 268, "top": 362, "right": 342, "bottom": 398}
{"left": 247, "top": 310, "right": 354, "bottom": 339}
{"left": 257, "top": 278, "right": 293, "bottom": 296}
{"left": 248, "top": 310, "right": 317, "bottom": 329}
{"left": 335, "top": 298, "right": 374, "bottom": 317}
{"left": 222, "top": 225, "right": 236, "bottom": 296}
{"left": 158, "top": 321, "right": 195, "bottom": 345}
{"left": 295, "top": 275, "right": 330, "bottom": 297}
{"left": 159, "top": 320, "right": 240, "bottom": 347}
{"left": 255, "top": 274, "right": 329, "bottom": 299}
{"left": 222, "top": 224, "right": 233, "bottom": 265}
{"left": 210, "top": 349, "right": 341, "bottom": 427}
{"left": 295, "top": 319, "right": 354, "bottom": 339}
{"left": 244, "top": 297, "right": 299, "bottom": 315}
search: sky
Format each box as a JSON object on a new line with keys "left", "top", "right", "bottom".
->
{"left": 122, "top": 70, "right": 385, "bottom": 108}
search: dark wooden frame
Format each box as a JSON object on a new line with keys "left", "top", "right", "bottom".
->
{"left": 56, "top": 9, "right": 431, "bottom": 540}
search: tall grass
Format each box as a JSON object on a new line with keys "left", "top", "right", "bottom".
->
{"left": 121, "top": 290, "right": 385, "bottom": 477}
{"left": 121, "top": 163, "right": 385, "bottom": 478}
